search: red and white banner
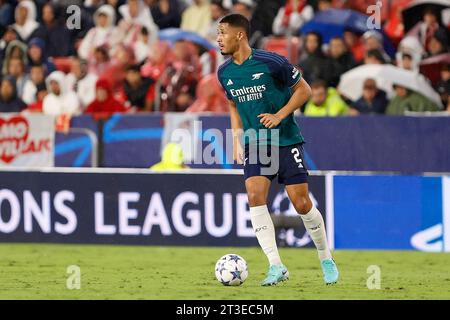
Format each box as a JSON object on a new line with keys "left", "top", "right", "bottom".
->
{"left": 0, "top": 113, "right": 55, "bottom": 167}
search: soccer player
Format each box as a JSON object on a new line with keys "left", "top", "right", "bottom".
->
{"left": 216, "top": 14, "right": 339, "bottom": 286}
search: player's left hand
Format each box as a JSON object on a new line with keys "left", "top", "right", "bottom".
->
{"left": 257, "top": 113, "right": 281, "bottom": 129}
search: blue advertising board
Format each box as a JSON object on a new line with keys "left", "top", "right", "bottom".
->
{"left": 54, "top": 114, "right": 450, "bottom": 172}
{"left": 333, "top": 175, "right": 450, "bottom": 252}
{"left": 0, "top": 170, "right": 326, "bottom": 247}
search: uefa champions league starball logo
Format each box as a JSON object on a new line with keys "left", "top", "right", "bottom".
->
{"left": 215, "top": 254, "right": 248, "bottom": 286}
{"left": 271, "top": 189, "right": 319, "bottom": 247}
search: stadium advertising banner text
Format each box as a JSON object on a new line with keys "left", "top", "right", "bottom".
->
{"left": 0, "top": 113, "right": 55, "bottom": 167}
{"left": 2, "top": 170, "right": 449, "bottom": 251}
{"left": 0, "top": 171, "right": 325, "bottom": 247}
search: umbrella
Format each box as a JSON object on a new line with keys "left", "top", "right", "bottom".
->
{"left": 158, "top": 28, "right": 216, "bottom": 50}
{"left": 420, "top": 53, "right": 450, "bottom": 85}
{"left": 402, "top": 0, "right": 450, "bottom": 32}
{"left": 300, "top": 9, "right": 396, "bottom": 57}
{"left": 338, "top": 64, "right": 443, "bottom": 107}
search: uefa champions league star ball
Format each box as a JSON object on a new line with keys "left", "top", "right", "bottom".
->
{"left": 215, "top": 254, "right": 248, "bottom": 286}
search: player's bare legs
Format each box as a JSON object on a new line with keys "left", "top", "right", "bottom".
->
{"left": 245, "top": 176, "right": 270, "bottom": 207}
{"left": 245, "top": 176, "right": 289, "bottom": 286}
{"left": 286, "top": 183, "right": 339, "bottom": 285}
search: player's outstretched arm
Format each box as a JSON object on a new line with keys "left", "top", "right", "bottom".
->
{"left": 229, "top": 99, "right": 244, "bottom": 164}
{"left": 258, "top": 78, "right": 312, "bottom": 129}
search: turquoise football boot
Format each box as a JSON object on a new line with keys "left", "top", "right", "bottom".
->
{"left": 261, "top": 264, "right": 289, "bottom": 286}
{"left": 321, "top": 259, "right": 339, "bottom": 285}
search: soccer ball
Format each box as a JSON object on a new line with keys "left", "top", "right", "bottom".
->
{"left": 215, "top": 254, "right": 248, "bottom": 286}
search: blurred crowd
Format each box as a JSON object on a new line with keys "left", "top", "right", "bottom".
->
{"left": 0, "top": 0, "right": 449, "bottom": 119}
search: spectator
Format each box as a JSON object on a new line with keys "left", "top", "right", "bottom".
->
{"left": 231, "top": 0, "right": 263, "bottom": 48}
{"left": 0, "top": 0, "right": 13, "bottom": 27}
{"left": 66, "top": 57, "right": 98, "bottom": 109}
{"left": 299, "top": 32, "right": 331, "bottom": 85}
{"left": 425, "top": 29, "right": 449, "bottom": 58}
{"left": 43, "top": 71, "right": 81, "bottom": 116}
{"left": 141, "top": 40, "right": 173, "bottom": 80}
{"left": 85, "top": 78, "right": 127, "bottom": 115}
{"left": 383, "top": 0, "right": 410, "bottom": 46}
{"left": 364, "top": 49, "right": 386, "bottom": 65}
{"left": 12, "top": 0, "right": 42, "bottom": 43}
{"left": 304, "top": 80, "right": 349, "bottom": 116}
{"left": 316, "top": 0, "right": 333, "bottom": 11}
{"left": 396, "top": 36, "right": 424, "bottom": 73}
{"left": 232, "top": 0, "right": 253, "bottom": 19}
{"left": 134, "top": 26, "right": 153, "bottom": 64}
{"left": 98, "top": 43, "right": 135, "bottom": 92}
{"left": 350, "top": 78, "right": 388, "bottom": 115}
{"left": 207, "top": 0, "right": 229, "bottom": 43}
{"left": 409, "top": 6, "right": 447, "bottom": 50}
{"left": 343, "top": 28, "right": 364, "bottom": 63}
{"left": 386, "top": 84, "right": 440, "bottom": 115}
{"left": 159, "top": 40, "right": 201, "bottom": 112}
{"left": 78, "top": 4, "right": 117, "bottom": 60}
{"left": 89, "top": 45, "right": 111, "bottom": 76}
{"left": 118, "top": 64, "right": 155, "bottom": 111}
{"left": 328, "top": 36, "right": 356, "bottom": 88}
{"left": 105, "top": 0, "right": 126, "bottom": 20}
{"left": 150, "top": 142, "right": 187, "bottom": 170}
{"left": 181, "top": 0, "right": 211, "bottom": 37}
{"left": 115, "top": 0, "right": 159, "bottom": 48}
{"left": 7, "top": 57, "right": 33, "bottom": 101}
{"left": 436, "top": 80, "right": 450, "bottom": 111}
{"left": 435, "top": 64, "right": 450, "bottom": 108}
{"left": 398, "top": 53, "right": 415, "bottom": 72}
{"left": 251, "top": 0, "right": 284, "bottom": 38}
{"left": 27, "top": 37, "right": 56, "bottom": 73}
{"left": 22, "top": 64, "right": 46, "bottom": 105}
{"left": 186, "top": 74, "right": 229, "bottom": 112}
{"left": 26, "top": 82, "right": 47, "bottom": 113}
{"left": 40, "top": 3, "right": 73, "bottom": 57}
{"left": 0, "top": 27, "right": 18, "bottom": 72}
{"left": 2, "top": 39, "right": 28, "bottom": 76}
{"left": 0, "top": 76, "right": 27, "bottom": 112}
{"left": 272, "top": 0, "right": 314, "bottom": 36}
{"left": 151, "top": 0, "right": 182, "bottom": 30}
{"left": 362, "top": 31, "right": 391, "bottom": 63}
{"left": 84, "top": 0, "right": 105, "bottom": 16}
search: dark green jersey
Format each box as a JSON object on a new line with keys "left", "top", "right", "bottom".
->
{"left": 217, "top": 48, "right": 305, "bottom": 146}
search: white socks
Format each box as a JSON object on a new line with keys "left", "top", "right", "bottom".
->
{"left": 250, "top": 204, "right": 332, "bottom": 265}
{"left": 250, "top": 205, "right": 282, "bottom": 266}
{"left": 300, "top": 206, "right": 332, "bottom": 261}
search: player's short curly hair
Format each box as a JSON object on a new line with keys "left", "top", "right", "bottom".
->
{"left": 219, "top": 14, "right": 250, "bottom": 37}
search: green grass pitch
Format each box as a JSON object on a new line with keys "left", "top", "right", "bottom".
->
{"left": 0, "top": 243, "right": 449, "bottom": 300}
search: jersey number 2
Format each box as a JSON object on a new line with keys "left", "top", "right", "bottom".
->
{"left": 291, "top": 148, "right": 304, "bottom": 168}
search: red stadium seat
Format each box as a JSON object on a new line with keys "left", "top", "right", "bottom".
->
{"left": 52, "top": 57, "right": 72, "bottom": 74}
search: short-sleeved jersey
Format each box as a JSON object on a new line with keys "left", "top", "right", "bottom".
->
{"left": 217, "top": 48, "right": 305, "bottom": 146}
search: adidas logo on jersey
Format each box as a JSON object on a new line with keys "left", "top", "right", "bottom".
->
{"left": 227, "top": 79, "right": 233, "bottom": 86}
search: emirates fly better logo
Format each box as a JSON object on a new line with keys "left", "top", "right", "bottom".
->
{"left": 230, "top": 85, "right": 267, "bottom": 103}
